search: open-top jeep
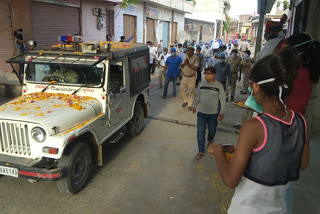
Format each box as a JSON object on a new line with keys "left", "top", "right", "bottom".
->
{"left": 1, "top": 41, "right": 149, "bottom": 193}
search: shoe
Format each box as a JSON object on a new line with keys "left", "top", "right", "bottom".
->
{"left": 188, "top": 107, "right": 193, "bottom": 111}
{"left": 161, "top": 96, "right": 167, "bottom": 99}
{"left": 226, "top": 98, "right": 229, "bottom": 102}
{"left": 231, "top": 96, "right": 234, "bottom": 101}
{"left": 181, "top": 103, "right": 188, "bottom": 107}
{"left": 240, "top": 91, "right": 248, "bottom": 94}
{"left": 177, "top": 83, "right": 180, "bottom": 85}
{"left": 172, "top": 96, "right": 176, "bottom": 99}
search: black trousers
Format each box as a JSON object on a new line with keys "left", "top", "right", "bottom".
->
{"left": 196, "top": 68, "right": 202, "bottom": 87}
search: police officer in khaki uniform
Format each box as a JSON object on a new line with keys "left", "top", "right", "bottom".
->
{"left": 180, "top": 46, "right": 199, "bottom": 111}
{"left": 226, "top": 48, "right": 242, "bottom": 101}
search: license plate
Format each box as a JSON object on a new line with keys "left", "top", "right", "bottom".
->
{"left": 0, "top": 166, "right": 19, "bottom": 178}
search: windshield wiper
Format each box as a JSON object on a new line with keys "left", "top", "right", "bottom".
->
{"left": 41, "top": 81, "right": 58, "bottom": 92}
{"left": 72, "top": 84, "right": 93, "bottom": 95}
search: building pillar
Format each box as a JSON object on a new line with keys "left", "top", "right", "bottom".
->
{"left": 254, "top": 12, "right": 265, "bottom": 58}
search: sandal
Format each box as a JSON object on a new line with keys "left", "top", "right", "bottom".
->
{"left": 194, "top": 153, "right": 205, "bottom": 160}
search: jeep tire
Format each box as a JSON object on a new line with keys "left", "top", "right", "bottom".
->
{"left": 128, "top": 103, "right": 144, "bottom": 136}
{"left": 57, "top": 143, "right": 92, "bottom": 194}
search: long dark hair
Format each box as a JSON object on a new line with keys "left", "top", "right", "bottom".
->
{"left": 250, "top": 47, "right": 299, "bottom": 99}
{"left": 286, "top": 33, "right": 320, "bottom": 84}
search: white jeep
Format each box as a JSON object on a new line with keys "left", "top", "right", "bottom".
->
{"left": 1, "top": 42, "right": 150, "bottom": 193}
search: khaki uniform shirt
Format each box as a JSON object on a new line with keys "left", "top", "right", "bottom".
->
{"left": 227, "top": 56, "right": 242, "bottom": 74}
{"left": 182, "top": 55, "right": 199, "bottom": 76}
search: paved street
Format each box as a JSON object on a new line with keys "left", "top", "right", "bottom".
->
{"left": 0, "top": 72, "right": 319, "bottom": 214}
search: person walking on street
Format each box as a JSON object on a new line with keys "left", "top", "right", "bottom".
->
{"left": 157, "top": 47, "right": 170, "bottom": 89}
{"left": 180, "top": 46, "right": 199, "bottom": 110}
{"left": 162, "top": 48, "right": 182, "bottom": 98}
{"left": 192, "top": 67, "right": 225, "bottom": 159}
{"left": 239, "top": 50, "right": 253, "bottom": 95}
{"left": 227, "top": 48, "right": 242, "bottom": 101}
{"left": 157, "top": 39, "right": 164, "bottom": 57}
{"left": 147, "top": 41, "right": 157, "bottom": 76}
{"left": 208, "top": 48, "right": 309, "bottom": 214}
{"left": 214, "top": 53, "right": 231, "bottom": 101}
{"left": 239, "top": 39, "right": 249, "bottom": 59}
{"left": 195, "top": 47, "right": 204, "bottom": 87}
{"left": 202, "top": 43, "right": 213, "bottom": 69}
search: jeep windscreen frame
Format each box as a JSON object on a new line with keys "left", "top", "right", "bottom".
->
{"left": 25, "top": 62, "right": 106, "bottom": 87}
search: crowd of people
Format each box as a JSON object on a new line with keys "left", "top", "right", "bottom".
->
{"left": 147, "top": 12, "right": 320, "bottom": 214}
{"left": 147, "top": 36, "right": 252, "bottom": 103}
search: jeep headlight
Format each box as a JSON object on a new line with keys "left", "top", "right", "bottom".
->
{"left": 31, "top": 127, "right": 46, "bottom": 142}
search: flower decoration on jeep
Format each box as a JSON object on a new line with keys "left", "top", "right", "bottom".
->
{"left": 0, "top": 92, "right": 98, "bottom": 118}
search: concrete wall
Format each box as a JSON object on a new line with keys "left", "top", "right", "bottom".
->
{"left": 155, "top": 6, "right": 173, "bottom": 46}
{"left": 305, "top": 0, "right": 320, "bottom": 135}
{"left": 146, "top": 0, "right": 193, "bottom": 13}
{"left": 81, "top": 0, "right": 111, "bottom": 42}
{"left": 114, "top": 3, "right": 144, "bottom": 43}
{"left": 174, "top": 11, "right": 185, "bottom": 43}
{"left": 184, "top": 18, "right": 214, "bottom": 43}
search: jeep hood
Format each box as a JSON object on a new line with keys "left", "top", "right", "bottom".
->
{"left": 0, "top": 92, "right": 103, "bottom": 135}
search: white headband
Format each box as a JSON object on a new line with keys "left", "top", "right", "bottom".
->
{"left": 257, "top": 78, "right": 275, "bottom": 85}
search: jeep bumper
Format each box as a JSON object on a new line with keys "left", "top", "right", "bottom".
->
{"left": 0, "top": 161, "right": 63, "bottom": 181}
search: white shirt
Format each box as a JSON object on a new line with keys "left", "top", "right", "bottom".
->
{"left": 158, "top": 52, "right": 171, "bottom": 67}
{"left": 255, "top": 32, "right": 285, "bottom": 64}
{"left": 240, "top": 41, "right": 249, "bottom": 52}
{"left": 202, "top": 48, "right": 213, "bottom": 58}
{"left": 213, "top": 41, "right": 220, "bottom": 49}
{"left": 149, "top": 46, "right": 157, "bottom": 64}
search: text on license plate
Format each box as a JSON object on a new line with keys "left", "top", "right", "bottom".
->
{"left": 0, "top": 166, "right": 18, "bottom": 178}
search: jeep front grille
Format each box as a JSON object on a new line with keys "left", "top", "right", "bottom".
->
{"left": 0, "top": 122, "right": 31, "bottom": 157}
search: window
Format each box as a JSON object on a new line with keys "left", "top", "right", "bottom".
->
{"left": 109, "top": 61, "right": 125, "bottom": 92}
{"left": 26, "top": 64, "right": 104, "bottom": 85}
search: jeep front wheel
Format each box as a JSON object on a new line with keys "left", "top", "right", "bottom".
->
{"left": 128, "top": 103, "right": 144, "bottom": 136}
{"left": 57, "top": 143, "right": 92, "bottom": 194}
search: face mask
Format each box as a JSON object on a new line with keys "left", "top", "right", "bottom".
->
{"left": 219, "top": 59, "right": 225, "bottom": 63}
{"left": 196, "top": 52, "right": 200, "bottom": 55}
{"left": 206, "top": 45, "right": 209, "bottom": 48}
{"left": 244, "top": 78, "right": 277, "bottom": 113}
{"left": 164, "top": 51, "right": 167, "bottom": 54}
{"left": 174, "top": 43, "right": 178, "bottom": 46}
{"left": 205, "top": 74, "right": 214, "bottom": 82}
{"left": 171, "top": 52, "right": 176, "bottom": 56}
{"left": 245, "top": 53, "right": 249, "bottom": 58}
{"left": 232, "top": 53, "right": 237, "bottom": 57}
{"left": 183, "top": 48, "right": 188, "bottom": 52}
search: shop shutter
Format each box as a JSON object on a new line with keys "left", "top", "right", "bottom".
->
{"left": 0, "top": 0, "right": 14, "bottom": 73}
{"left": 31, "top": 2, "right": 80, "bottom": 47}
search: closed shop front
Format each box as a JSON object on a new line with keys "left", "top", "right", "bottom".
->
{"left": 146, "top": 18, "right": 156, "bottom": 44}
{"left": 162, "top": 21, "right": 169, "bottom": 48}
{"left": 123, "top": 15, "right": 137, "bottom": 43}
{"left": 0, "top": 0, "right": 14, "bottom": 73}
{"left": 171, "top": 22, "right": 177, "bottom": 44}
{"left": 31, "top": 0, "right": 80, "bottom": 47}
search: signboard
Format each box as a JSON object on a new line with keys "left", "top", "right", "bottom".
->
{"left": 146, "top": 6, "right": 159, "bottom": 19}
{"left": 32, "top": 0, "right": 80, "bottom": 8}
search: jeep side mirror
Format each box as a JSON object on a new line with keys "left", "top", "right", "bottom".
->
{"left": 110, "top": 81, "right": 121, "bottom": 94}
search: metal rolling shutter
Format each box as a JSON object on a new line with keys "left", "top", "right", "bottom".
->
{"left": 31, "top": 2, "right": 80, "bottom": 48}
{"left": 0, "top": 0, "right": 14, "bottom": 73}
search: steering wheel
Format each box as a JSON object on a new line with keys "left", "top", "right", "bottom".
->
{"left": 48, "top": 76, "right": 65, "bottom": 83}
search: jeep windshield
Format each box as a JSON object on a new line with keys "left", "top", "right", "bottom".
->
{"left": 25, "top": 63, "right": 105, "bottom": 86}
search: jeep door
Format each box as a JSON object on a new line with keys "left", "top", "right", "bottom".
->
{"left": 107, "top": 60, "right": 129, "bottom": 131}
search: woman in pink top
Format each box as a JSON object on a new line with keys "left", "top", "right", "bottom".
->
{"left": 284, "top": 33, "right": 320, "bottom": 115}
